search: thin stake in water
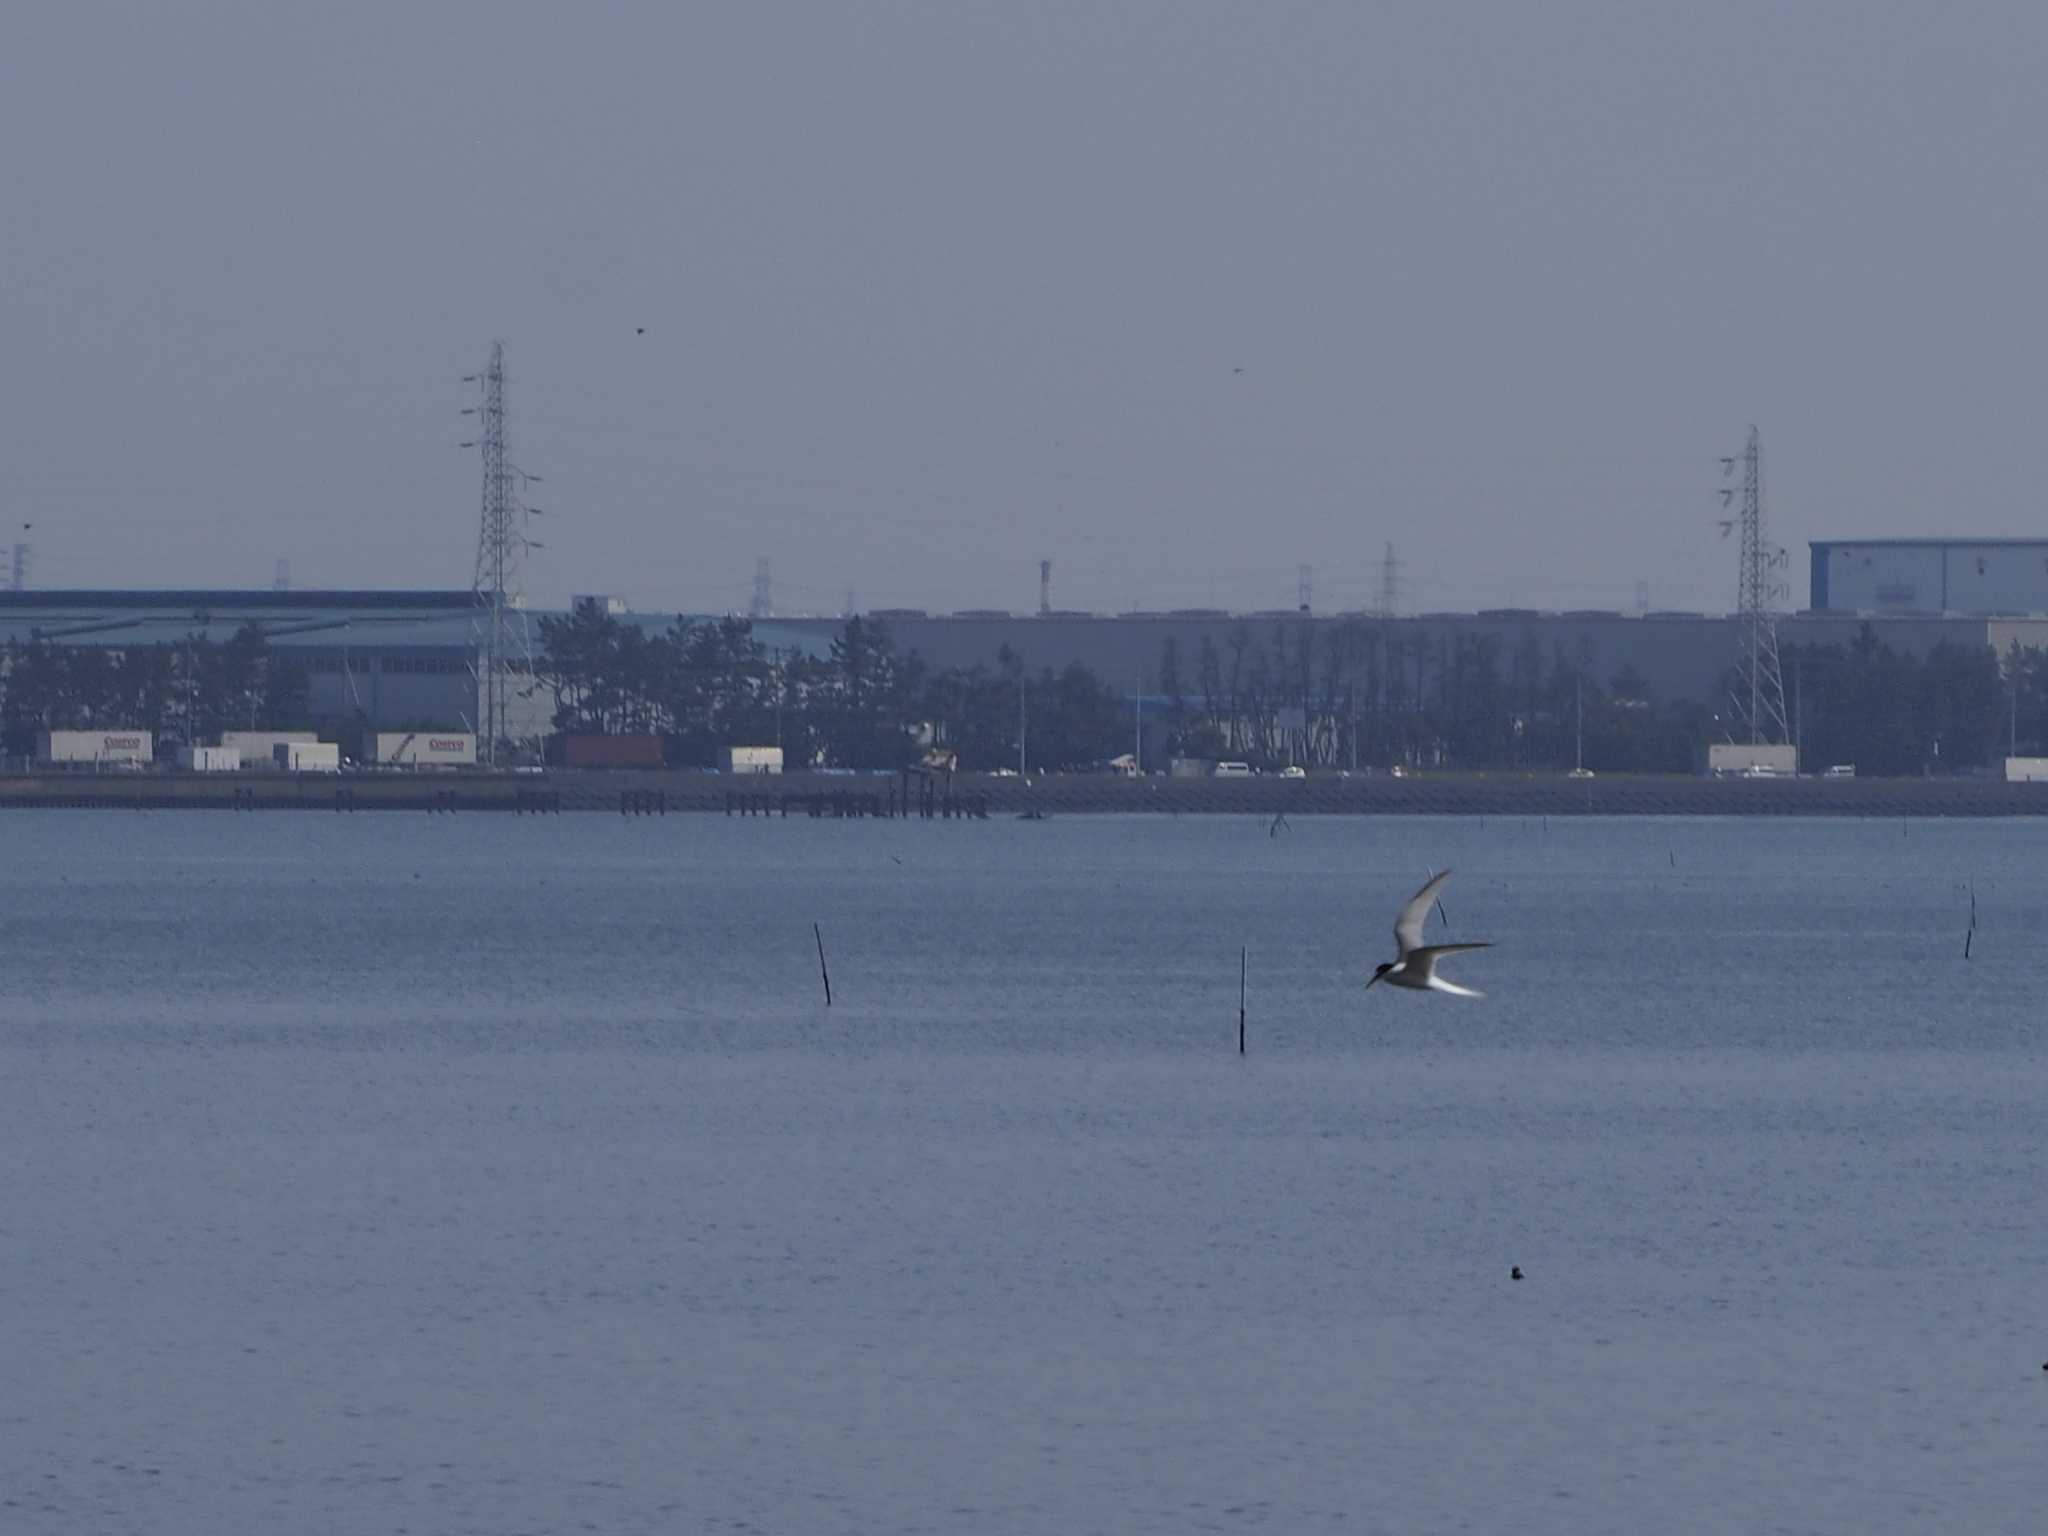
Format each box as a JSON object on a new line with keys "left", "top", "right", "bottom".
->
{"left": 1238, "top": 946, "right": 1246, "bottom": 1056}
{"left": 814, "top": 922, "right": 832, "bottom": 1006}
{"left": 1965, "top": 881, "right": 1977, "bottom": 960}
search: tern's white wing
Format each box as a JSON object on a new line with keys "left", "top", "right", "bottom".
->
{"left": 1408, "top": 941, "right": 1490, "bottom": 989}
{"left": 1394, "top": 869, "right": 1454, "bottom": 956}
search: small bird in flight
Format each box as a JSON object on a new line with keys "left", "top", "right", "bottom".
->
{"left": 1366, "top": 869, "right": 1491, "bottom": 997}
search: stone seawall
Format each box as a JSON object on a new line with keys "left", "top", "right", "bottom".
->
{"left": 5, "top": 769, "right": 2048, "bottom": 817}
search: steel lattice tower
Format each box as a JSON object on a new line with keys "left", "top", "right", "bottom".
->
{"left": 1733, "top": 425, "right": 1790, "bottom": 745}
{"left": 468, "top": 340, "right": 533, "bottom": 766}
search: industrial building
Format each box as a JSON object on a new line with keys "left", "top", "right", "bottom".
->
{"left": 0, "top": 589, "right": 832, "bottom": 742}
{"left": 0, "top": 589, "right": 502, "bottom": 734}
{"left": 1810, "top": 539, "right": 2048, "bottom": 614}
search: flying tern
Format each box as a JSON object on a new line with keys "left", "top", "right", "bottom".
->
{"left": 1366, "top": 870, "right": 1490, "bottom": 997}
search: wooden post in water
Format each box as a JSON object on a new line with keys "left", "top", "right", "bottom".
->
{"left": 815, "top": 922, "right": 833, "bottom": 1006}
{"left": 1238, "top": 945, "right": 1246, "bottom": 1055}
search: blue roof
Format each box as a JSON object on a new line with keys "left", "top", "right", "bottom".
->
{"left": 0, "top": 588, "right": 478, "bottom": 613}
{"left": 0, "top": 590, "right": 834, "bottom": 659}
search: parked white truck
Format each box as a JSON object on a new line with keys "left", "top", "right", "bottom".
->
{"left": 37, "top": 730, "right": 152, "bottom": 766}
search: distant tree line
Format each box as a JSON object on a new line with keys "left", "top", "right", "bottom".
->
{"left": 535, "top": 609, "right": 1128, "bottom": 772}
{"left": 0, "top": 625, "right": 309, "bottom": 756}
{"left": 1150, "top": 617, "right": 1712, "bottom": 773}
{"left": 537, "top": 612, "right": 2048, "bottom": 776}
{"left": 1150, "top": 617, "right": 2043, "bottom": 776}
{"left": 1780, "top": 632, "right": 2024, "bottom": 776}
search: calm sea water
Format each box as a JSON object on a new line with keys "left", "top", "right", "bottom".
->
{"left": 2, "top": 811, "right": 2043, "bottom": 1534}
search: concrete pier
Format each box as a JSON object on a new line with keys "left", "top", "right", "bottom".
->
{"left": 3, "top": 768, "right": 2047, "bottom": 816}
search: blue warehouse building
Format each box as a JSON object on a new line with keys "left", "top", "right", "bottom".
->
{"left": 1811, "top": 539, "right": 2048, "bottom": 615}
{"left": 0, "top": 589, "right": 488, "bottom": 731}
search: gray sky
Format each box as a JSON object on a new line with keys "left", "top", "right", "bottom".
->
{"left": 5, "top": 2, "right": 2046, "bottom": 617}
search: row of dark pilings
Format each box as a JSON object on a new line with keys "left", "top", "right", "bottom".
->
{"left": 725, "top": 768, "right": 991, "bottom": 820}
{"left": 725, "top": 790, "right": 993, "bottom": 819}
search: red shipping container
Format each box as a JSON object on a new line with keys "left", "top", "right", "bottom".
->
{"left": 561, "top": 734, "right": 666, "bottom": 768}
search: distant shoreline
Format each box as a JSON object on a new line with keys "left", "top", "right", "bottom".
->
{"left": 4, "top": 768, "right": 2047, "bottom": 817}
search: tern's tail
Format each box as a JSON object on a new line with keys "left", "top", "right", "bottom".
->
{"left": 1424, "top": 975, "right": 1485, "bottom": 999}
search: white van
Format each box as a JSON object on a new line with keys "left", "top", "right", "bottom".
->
{"left": 1213, "top": 761, "right": 1253, "bottom": 778}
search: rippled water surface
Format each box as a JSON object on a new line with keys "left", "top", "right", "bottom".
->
{"left": 3, "top": 811, "right": 2043, "bottom": 1533}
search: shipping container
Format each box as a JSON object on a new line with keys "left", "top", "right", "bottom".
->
{"left": 275, "top": 742, "right": 340, "bottom": 772}
{"left": 1706, "top": 743, "right": 1800, "bottom": 778}
{"left": 722, "top": 745, "right": 783, "bottom": 775}
{"left": 369, "top": 732, "right": 476, "bottom": 767}
{"left": 37, "top": 730, "right": 152, "bottom": 765}
{"left": 221, "top": 731, "right": 318, "bottom": 764}
{"left": 2006, "top": 756, "right": 2048, "bottom": 783}
{"left": 179, "top": 746, "right": 242, "bottom": 772}
{"left": 562, "top": 734, "right": 665, "bottom": 769}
